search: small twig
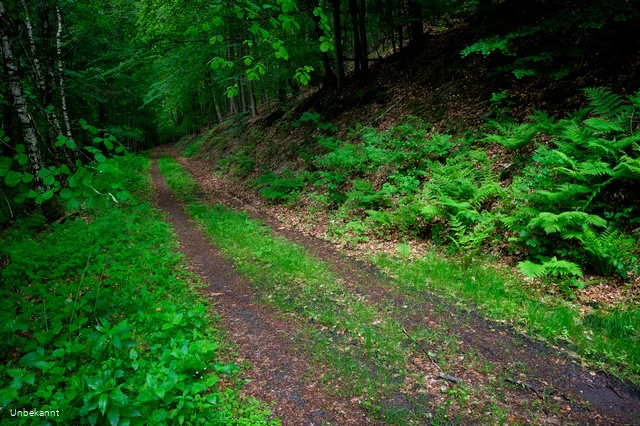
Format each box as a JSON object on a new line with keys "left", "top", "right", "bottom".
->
{"left": 607, "top": 381, "right": 625, "bottom": 400}
{"left": 52, "top": 210, "right": 80, "bottom": 225}
{"left": 2, "top": 191, "right": 13, "bottom": 219}
{"left": 402, "top": 326, "right": 442, "bottom": 372}
{"left": 367, "top": 97, "right": 404, "bottom": 126}
{"left": 506, "top": 377, "right": 544, "bottom": 399}
{"left": 437, "top": 372, "right": 463, "bottom": 383}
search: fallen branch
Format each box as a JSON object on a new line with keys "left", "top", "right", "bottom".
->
{"left": 506, "top": 377, "right": 544, "bottom": 399}
{"left": 402, "top": 326, "right": 463, "bottom": 384}
{"left": 607, "top": 381, "right": 625, "bottom": 400}
{"left": 53, "top": 210, "right": 80, "bottom": 225}
{"left": 367, "top": 97, "right": 404, "bottom": 126}
{"left": 437, "top": 372, "right": 463, "bottom": 383}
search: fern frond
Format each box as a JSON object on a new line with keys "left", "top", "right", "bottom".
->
{"left": 544, "top": 258, "right": 584, "bottom": 277}
{"left": 518, "top": 261, "right": 548, "bottom": 278}
{"left": 483, "top": 122, "right": 538, "bottom": 149}
{"left": 578, "top": 160, "right": 614, "bottom": 177}
{"left": 611, "top": 134, "right": 640, "bottom": 150}
{"left": 584, "top": 87, "right": 627, "bottom": 119}
{"left": 586, "top": 139, "right": 617, "bottom": 157}
{"left": 536, "top": 183, "right": 591, "bottom": 202}
{"left": 518, "top": 258, "right": 583, "bottom": 279}
{"left": 613, "top": 155, "right": 640, "bottom": 179}
{"left": 583, "top": 117, "right": 624, "bottom": 134}
{"left": 560, "top": 122, "right": 589, "bottom": 146}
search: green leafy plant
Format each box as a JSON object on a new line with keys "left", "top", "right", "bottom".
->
{"left": 0, "top": 155, "right": 278, "bottom": 425}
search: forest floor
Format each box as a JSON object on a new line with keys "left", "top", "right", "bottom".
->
{"left": 152, "top": 146, "right": 640, "bottom": 425}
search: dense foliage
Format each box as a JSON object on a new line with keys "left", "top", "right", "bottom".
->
{"left": 0, "top": 156, "right": 278, "bottom": 425}
{"left": 211, "top": 88, "right": 640, "bottom": 288}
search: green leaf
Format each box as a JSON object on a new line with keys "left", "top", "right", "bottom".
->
{"left": 67, "top": 197, "right": 79, "bottom": 210}
{"left": 99, "top": 393, "right": 109, "bottom": 415}
{"left": 95, "top": 153, "right": 107, "bottom": 163}
{"left": 15, "top": 144, "right": 25, "bottom": 154}
{"left": 38, "top": 168, "right": 53, "bottom": 178}
{"left": 0, "top": 156, "right": 12, "bottom": 176}
{"left": 5, "top": 171, "right": 23, "bottom": 187}
{"left": 320, "top": 41, "right": 332, "bottom": 52}
{"left": 107, "top": 407, "right": 120, "bottom": 426}
{"left": 212, "top": 362, "right": 239, "bottom": 374}
{"left": 41, "top": 189, "right": 54, "bottom": 201}
{"left": 191, "top": 383, "right": 205, "bottom": 394}
{"left": 60, "top": 188, "right": 74, "bottom": 199}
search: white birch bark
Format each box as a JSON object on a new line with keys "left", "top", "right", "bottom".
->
{"left": 55, "top": 5, "right": 74, "bottom": 144}
{"left": 20, "top": 0, "right": 65, "bottom": 140}
{"left": 0, "top": 1, "right": 43, "bottom": 181}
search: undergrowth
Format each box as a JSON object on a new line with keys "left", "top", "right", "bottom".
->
{"left": 248, "top": 88, "right": 640, "bottom": 285}
{"left": 175, "top": 88, "right": 640, "bottom": 384}
{"left": 0, "top": 155, "right": 278, "bottom": 425}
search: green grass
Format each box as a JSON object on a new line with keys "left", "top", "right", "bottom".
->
{"left": 158, "top": 156, "right": 579, "bottom": 424}
{"left": 373, "top": 251, "right": 640, "bottom": 383}
{"left": 0, "top": 155, "right": 278, "bottom": 426}
{"left": 162, "top": 149, "right": 640, "bottom": 386}
{"left": 158, "top": 156, "right": 452, "bottom": 423}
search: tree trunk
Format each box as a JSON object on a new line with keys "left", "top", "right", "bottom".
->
{"left": 408, "top": 1, "right": 423, "bottom": 52}
{"left": 247, "top": 80, "right": 257, "bottom": 117}
{"left": 213, "top": 96, "right": 223, "bottom": 123}
{"left": 330, "top": 0, "right": 345, "bottom": 90}
{"left": 348, "top": 0, "right": 361, "bottom": 73}
{"left": 1, "top": 1, "right": 44, "bottom": 182}
{"left": 21, "top": 0, "right": 66, "bottom": 155}
{"left": 55, "top": 5, "right": 74, "bottom": 164}
{"left": 239, "top": 78, "right": 247, "bottom": 112}
{"left": 358, "top": 0, "right": 368, "bottom": 74}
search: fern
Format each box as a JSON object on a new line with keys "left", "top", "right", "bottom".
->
{"left": 584, "top": 87, "right": 628, "bottom": 120}
{"left": 518, "top": 257, "right": 583, "bottom": 279}
{"left": 527, "top": 211, "right": 607, "bottom": 235}
{"left": 578, "top": 228, "right": 638, "bottom": 278}
{"left": 613, "top": 155, "right": 640, "bottom": 179}
{"left": 484, "top": 122, "right": 538, "bottom": 149}
{"left": 583, "top": 117, "right": 624, "bottom": 134}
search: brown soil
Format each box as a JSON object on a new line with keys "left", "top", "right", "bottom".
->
{"left": 150, "top": 153, "right": 373, "bottom": 425}
{"left": 168, "top": 147, "right": 640, "bottom": 425}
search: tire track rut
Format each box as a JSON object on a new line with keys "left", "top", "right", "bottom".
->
{"left": 151, "top": 154, "right": 372, "bottom": 426}
{"left": 171, "top": 148, "right": 640, "bottom": 425}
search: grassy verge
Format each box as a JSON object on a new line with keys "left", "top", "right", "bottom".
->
{"left": 158, "top": 156, "right": 577, "bottom": 424}
{"left": 179, "top": 96, "right": 640, "bottom": 385}
{"left": 373, "top": 252, "right": 640, "bottom": 383}
{"left": 0, "top": 155, "right": 278, "bottom": 425}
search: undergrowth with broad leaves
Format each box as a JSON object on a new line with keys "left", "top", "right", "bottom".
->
{"left": 0, "top": 155, "right": 278, "bottom": 425}
{"left": 238, "top": 88, "right": 640, "bottom": 288}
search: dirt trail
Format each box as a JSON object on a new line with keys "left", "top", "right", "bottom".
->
{"left": 170, "top": 148, "right": 640, "bottom": 425}
{"left": 151, "top": 154, "right": 372, "bottom": 425}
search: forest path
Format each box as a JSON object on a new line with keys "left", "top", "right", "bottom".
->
{"left": 162, "top": 145, "right": 640, "bottom": 426}
{"left": 150, "top": 153, "right": 373, "bottom": 425}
